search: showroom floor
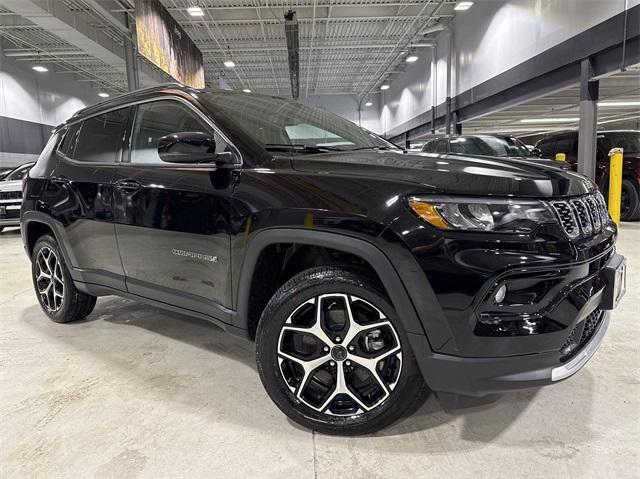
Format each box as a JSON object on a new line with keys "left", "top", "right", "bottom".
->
{"left": 1, "top": 225, "right": 638, "bottom": 479}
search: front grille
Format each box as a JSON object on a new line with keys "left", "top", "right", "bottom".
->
{"left": 549, "top": 191, "right": 610, "bottom": 240}
{"left": 0, "top": 191, "right": 21, "bottom": 201}
{"left": 560, "top": 309, "right": 604, "bottom": 361}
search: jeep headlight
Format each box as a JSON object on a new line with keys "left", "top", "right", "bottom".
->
{"left": 407, "top": 196, "right": 557, "bottom": 233}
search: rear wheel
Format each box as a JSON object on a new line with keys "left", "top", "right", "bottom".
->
{"left": 31, "top": 235, "right": 97, "bottom": 323}
{"left": 620, "top": 179, "right": 640, "bottom": 221}
{"left": 256, "top": 266, "right": 425, "bottom": 435}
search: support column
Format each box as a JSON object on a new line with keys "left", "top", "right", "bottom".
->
{"left": 404, "top": 132, "right": 411, "bottom": 150}
{"left": 124, "top": 16, "right": 139, "bottom": 91}
{"left": 431, "top": 46, "right": 436, "bottom": 134}
{"left": 445, "top": 25, "right": 453, "bottom": 135}
{"left": 577, "top": 58, "right": 599, "bottom": 179}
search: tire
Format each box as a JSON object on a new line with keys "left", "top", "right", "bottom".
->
{"left": 31, "top": 235, "right": 96, "bottom": 323}
{"left": 620, "top": 179, "right": 640, "bottom": 221}
{"left": 256, "top": 266, "right": 425, "bottom": 435}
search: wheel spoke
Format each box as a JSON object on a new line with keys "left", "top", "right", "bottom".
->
{"left": 277, "top": 293, "right": 403, "bottom": 417}
{"left": 35, "top": 247, "right": 64, "bottom": 313}
{"left": 351, "top": 346, "right": 401, "bottom": 395}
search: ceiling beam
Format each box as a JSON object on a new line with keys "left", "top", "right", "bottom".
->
{"left": 0, "top": 0, "right": 167, "bottom": 87}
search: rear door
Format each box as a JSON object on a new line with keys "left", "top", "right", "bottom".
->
{"left": 112, "top": 98, "right": 238, "bottom": 318}
{"left": 49, "top": 106, "right": 131, "bottom": 290}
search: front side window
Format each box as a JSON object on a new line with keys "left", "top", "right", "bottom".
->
{"left": 130, "top": 100, "right": 231, "bottom": 164}
{"left": 74, "top": 107, "right": 129, "bottom": 163}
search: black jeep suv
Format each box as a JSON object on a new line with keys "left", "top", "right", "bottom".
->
{"left": 22, "top": 85, "right": 626, "bottom": 435}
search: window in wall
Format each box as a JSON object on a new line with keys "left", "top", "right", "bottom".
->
{"left": 130, "top": 100, "right": 231, "bottom": 164}
{"left": 74, "top": 107, "right": 129, "bottom": 163}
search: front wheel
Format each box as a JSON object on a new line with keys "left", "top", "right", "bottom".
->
{"left": 256, "top": 266, "right": 425, "bottom": 435}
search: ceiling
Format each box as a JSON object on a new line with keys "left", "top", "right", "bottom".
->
{"left": 458, "top": 65, "right": 640, "bottom": 137}
{"left": 0, "top": 0, "right": 455, "bottom": 98}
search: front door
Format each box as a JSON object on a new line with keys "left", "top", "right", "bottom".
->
{"left": 113, "top": 99, "right": 237, "bottom": 319}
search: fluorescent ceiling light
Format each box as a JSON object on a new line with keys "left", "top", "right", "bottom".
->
{"left": 365, "top": 101, "right": 373, "bottom": 106}
{"left": 598, "top": 101, "right": 640, "bottom": 107}
{"left": 98, "top": 92, "right": 110, "bottom": 98}
{"left": 187, "top": 7, "right": 204, "bottom": 16}
{"left": 223, "top": 60, "right": 236, "bottom": 68}
{"left": 32, "top": 65, "right": 48, "bottom": 72}
{"left": 454, "top": 1, "right": 474, "bottom": 10}
{"left": 242, "top": 89, "right": 251, "bottom": 93}
{"left": 520, "top": 118, "right": 579, "bottom": 123}
{"left": 380, "top": 84, "right": 390, "bottom": 90}
{"left": 406, "top": 55, "right": 419, "bottom": 63}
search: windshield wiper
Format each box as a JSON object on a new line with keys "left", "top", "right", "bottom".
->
{"left": 345, "top": 146, "right": 397, "bottom": 152}
{"left": 264, "top": 143, "right": 344, "bottom": 153}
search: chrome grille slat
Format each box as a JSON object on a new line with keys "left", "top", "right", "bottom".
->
{"left": 549, "top": 192, "right": 611, "bottom": 239}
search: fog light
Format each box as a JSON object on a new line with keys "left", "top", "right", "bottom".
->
{"left": 494, "top": 285, "right": 507, "bottom": 304}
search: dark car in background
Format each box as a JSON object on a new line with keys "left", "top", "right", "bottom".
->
{"left": 0, "top": 162, "right": 35, "bottom": 232}
{"left": 535, "top": 131, "right": 640, "bottom": 221}
{"left": 421, "top": 134, "right": 569, "bottom": 170}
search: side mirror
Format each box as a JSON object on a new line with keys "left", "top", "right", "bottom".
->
{"left": 158, "top": 132, "right": 235, "bottom": 164}
{"left": 531, "top": 147, "right": 543, "bottom": 157}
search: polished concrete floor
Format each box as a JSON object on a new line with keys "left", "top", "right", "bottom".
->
{"left": 1, "top": 224, "right": 638, "bottom": 479}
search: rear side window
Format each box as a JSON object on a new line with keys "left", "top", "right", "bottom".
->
{"left": 58, "top": 123, "right": 81, "bottom": 158}
{"left": 74, "top": 107, "right": 129, "bottom": 163}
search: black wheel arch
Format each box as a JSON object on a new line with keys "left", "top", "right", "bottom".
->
{"left": 234, "top": 228, "right": 434, "bottom": 344}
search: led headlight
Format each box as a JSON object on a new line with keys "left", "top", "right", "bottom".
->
{"left": 407, "top": 196, "right": 557, "bottom": 233}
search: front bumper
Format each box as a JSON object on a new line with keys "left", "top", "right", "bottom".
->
{"left": 410, "top": 250, "right": 625, "bottom": 397}
{"left": 410, "top": 312, "right": 609, "bottom": 397}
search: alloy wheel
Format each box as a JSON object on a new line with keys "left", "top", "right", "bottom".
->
{"left": 35, "top": 247, "right": 64, "bottom": 313}
{"left": 277, "top": 293, "right": 403, "bottom": 416}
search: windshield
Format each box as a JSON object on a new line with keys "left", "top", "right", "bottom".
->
{"left": 450, "top": 136, "right": 532, "bottom": 158}
{"left": 601, "top": 132, "right": 640, "bottom": 154}
{"left": 202, "top": 92, "right": 398, "bottom": 154}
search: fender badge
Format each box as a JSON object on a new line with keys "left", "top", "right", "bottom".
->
{"left": 171, "top": 248, "right": 218, "bottom": 263}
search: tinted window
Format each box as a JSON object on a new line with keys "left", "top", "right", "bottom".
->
{"left": 553, "top": 135, "right": 574, "bottom": 156}
{"left": 130, "top": 100, "right": 231, "bottom": 164}
{"left": 435, "top": 139, "right": 448, "bottom": 153}
{"left": 603, "top": 132, "right": 640, "bottom": 154}
{"left": 5, "top": 163, "right": 33, "bottom": 181}
{"left": 421, "top": 140, "right": 438, "bottom": 153}
{"left": 536, "top": 138, "right": 556, "bottom": 156}
{"left": 59, "top": 123, "right": 81, "bottom": 157}
{"left": 450, "top": 137, "right": 489, "bottom": 155}
{"left": 201, "top": 92, "right": 397, "bottom": 154}
{"left": 74, "top": 108, "right": 129, "bottom": 163}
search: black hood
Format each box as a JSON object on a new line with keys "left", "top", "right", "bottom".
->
{"left": 292, "top": 150, "right": 595, "bottom": 198}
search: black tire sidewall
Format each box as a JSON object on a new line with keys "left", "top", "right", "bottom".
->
{"left": 256, "top": 267, "right": 423, "bottom": 435}
{"left": 31, "top": 235, "right": 78, "bottom": 322}
{"left": 620, "top": 179, "right": 640, "bottom": 221}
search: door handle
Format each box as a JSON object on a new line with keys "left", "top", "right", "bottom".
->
{"left": 114, "top": 179, "right": 142, "bottom": 194}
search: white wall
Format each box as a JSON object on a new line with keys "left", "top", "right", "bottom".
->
{"left": 0, "top": 43, "right": 103, "bottom": 167}
{"left": 381, "top": 0, "right": 632, "bottom": 135}
{"left": 303, "top": 94, "right": 382, "bottom": 133}
{"left": 0, "top": 48, "right": 99, "bottom": 126}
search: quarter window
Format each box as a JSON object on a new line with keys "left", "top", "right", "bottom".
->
{"left": 58, "top": 123, "right": 82, "bottom": 158}
{"left": 130, "top": 100, "right": 231, "bottom": 164}
{"left": 74, "top": 107, "right": 129, "bottom": 163}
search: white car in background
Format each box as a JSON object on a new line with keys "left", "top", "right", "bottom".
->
{"left": 0, "top": 162, "right": 34, "bottom": 232}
